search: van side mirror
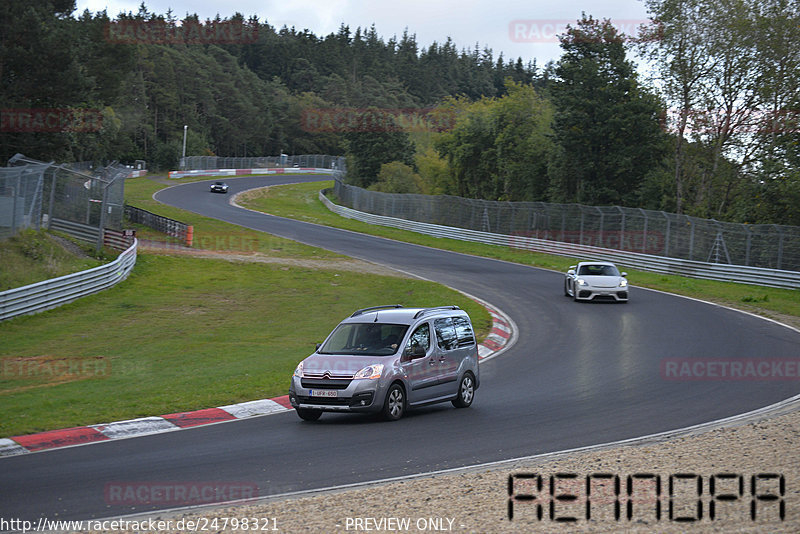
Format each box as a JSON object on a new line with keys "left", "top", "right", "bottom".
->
{"left": 404, "top": 343, "right": 426, "bottom": 360}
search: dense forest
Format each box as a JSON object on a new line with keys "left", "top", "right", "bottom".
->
{"left": 1, "top": 0, "right": 798, "bottom": 225}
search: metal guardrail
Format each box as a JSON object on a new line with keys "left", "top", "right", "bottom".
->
{"left": 0, "top": 239, "right": 138, "bottom": 321}
{"left": 125, "top": 205, "right": 193, "bottom": 245}
{"left": 320, "top": 191, "right": 800, "bottom": 290}
{"left": 103, "top": 228, "right": 136, "bottom": 251}
{"left": 49, "top": 217, "right": 101, "bottom": 242}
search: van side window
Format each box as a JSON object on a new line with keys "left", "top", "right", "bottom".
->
{"left": 434, "top": 317, "right": 458, "bottom": 350}
{"left": 453, "top": 316, "right": 475, "bottom": 347}
{"left": 407, "top": 323, "right": 431, "bottom": 353}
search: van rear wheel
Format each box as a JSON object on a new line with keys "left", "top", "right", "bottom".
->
{"left": 452, "top": 372, "right": 475, "bottom": 408}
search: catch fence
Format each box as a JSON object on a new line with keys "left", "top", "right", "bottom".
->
{"left": 333, "top": 180, "right": 800, "bottom": 273}
{"left": 3, "top": 154, "right": 128, "bottom": 250}
{"left": 0, "top": 163, "right": 47, "bottom": 239}
{"left": 180, "top": 154, "right": 345, "bottom": 171}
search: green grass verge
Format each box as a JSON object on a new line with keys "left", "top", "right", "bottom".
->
{"left": 0, "top": 229, "right": 105, "bottom": 291}
{"left": 124, "top": 176, "right": 342, "bottom": 259}
{"left": 0, "top": 177, "right": 490, "bottom": 437}
{"left": 238, "top": 181, "right": 800, "bottom": 325}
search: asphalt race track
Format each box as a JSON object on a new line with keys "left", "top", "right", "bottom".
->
{"left": 2, "top": 174, "right": 799, "bottom": 523}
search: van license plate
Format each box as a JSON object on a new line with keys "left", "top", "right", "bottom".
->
{"left": 310, "top": 390, "right": 337, "bottom": 398}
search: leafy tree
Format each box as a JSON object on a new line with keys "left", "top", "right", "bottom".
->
{"left": 414, "top": 146, "right": 453, "bottom": 195}
{"left": 368, "top": 161, "right": 422, "bottom": 193}
{"left": 433, "top": 82, "right": 554, "bottom": 201}
{"left": 493, "top": 80, "right": 553, "bottom": 200}
{"left": 434, "top": 97, "right": 499, "bottom": 198}
{"left": 641, "top": 0, "right": 800, "bottom": 220}
{"left": 548, "top": 14, "right": 667, "bottom": 205}
{"left": 344, "top": 109, "right": 416, "bottom": 187}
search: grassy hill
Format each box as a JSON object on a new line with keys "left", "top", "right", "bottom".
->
{"left": 0, "top": 230, "right": 105, "bottom": 291}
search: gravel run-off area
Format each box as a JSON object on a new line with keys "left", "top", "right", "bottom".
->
{"left": 98, "top": 392, "right": 800, "bottom": 534}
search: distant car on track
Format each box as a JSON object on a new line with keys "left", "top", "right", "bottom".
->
{"left": 289, "top": 305, "right": 480, "bottom": 422}
{"left": 564, "top": 261, "right": 629, "bottom": 302}
{"left": 209, "top": 181, "right": 229, "bottom": 193}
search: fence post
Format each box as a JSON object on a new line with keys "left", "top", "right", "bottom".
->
{"left": 12, "top": 174, "right": 21, "bottom": 234}
{"left": 97, "top": 181, "right": 109, "bottom": 253}
{"left": 640, "top": 208, "right": 648, "bottom": 253}
{"left": 597, "top": 207, "right": 604, "bottom": 248}
{"left": 744, "top": 226, "right": 752, "bottom": 266}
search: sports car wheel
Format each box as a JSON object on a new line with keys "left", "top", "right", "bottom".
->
{"left": 382, "top": 384, "right": 406, "bottom": 421}
{"left": 564, "top": 280, "right": 570, "bottom": 297}
{"left": 452, "top": 372, "right": 475, "bottom": 408}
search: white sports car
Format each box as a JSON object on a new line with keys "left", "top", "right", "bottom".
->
{"left": 564, "top": 261, "right": 629, "bottom": 302}
{"left": 209, "top": 181, "right": 229, "bottom": 193}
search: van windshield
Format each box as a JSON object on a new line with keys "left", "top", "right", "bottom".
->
{"left": 318, "top": 323, "right": 409, "bottom": 356}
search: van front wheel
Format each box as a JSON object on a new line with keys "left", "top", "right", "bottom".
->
{"left": 382, "top": 384, "right": 406, "bottom": 421}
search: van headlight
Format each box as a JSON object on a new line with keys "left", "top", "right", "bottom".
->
{"left": 354, "top": 364, "right": 384, "bottom": 380}
{"left": 293, "top": 362, "right": 304, "bottom": 378}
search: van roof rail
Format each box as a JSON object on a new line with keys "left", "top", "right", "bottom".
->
{"left": 413, "top": 306, "right": 460, "bottom": 319}
{"left": 350, "top": 304, "right": 404, "bottom": 317}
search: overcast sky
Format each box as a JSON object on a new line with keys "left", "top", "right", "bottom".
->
{"left": 75, "top": 0, "right": 654, "bottom": 67}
